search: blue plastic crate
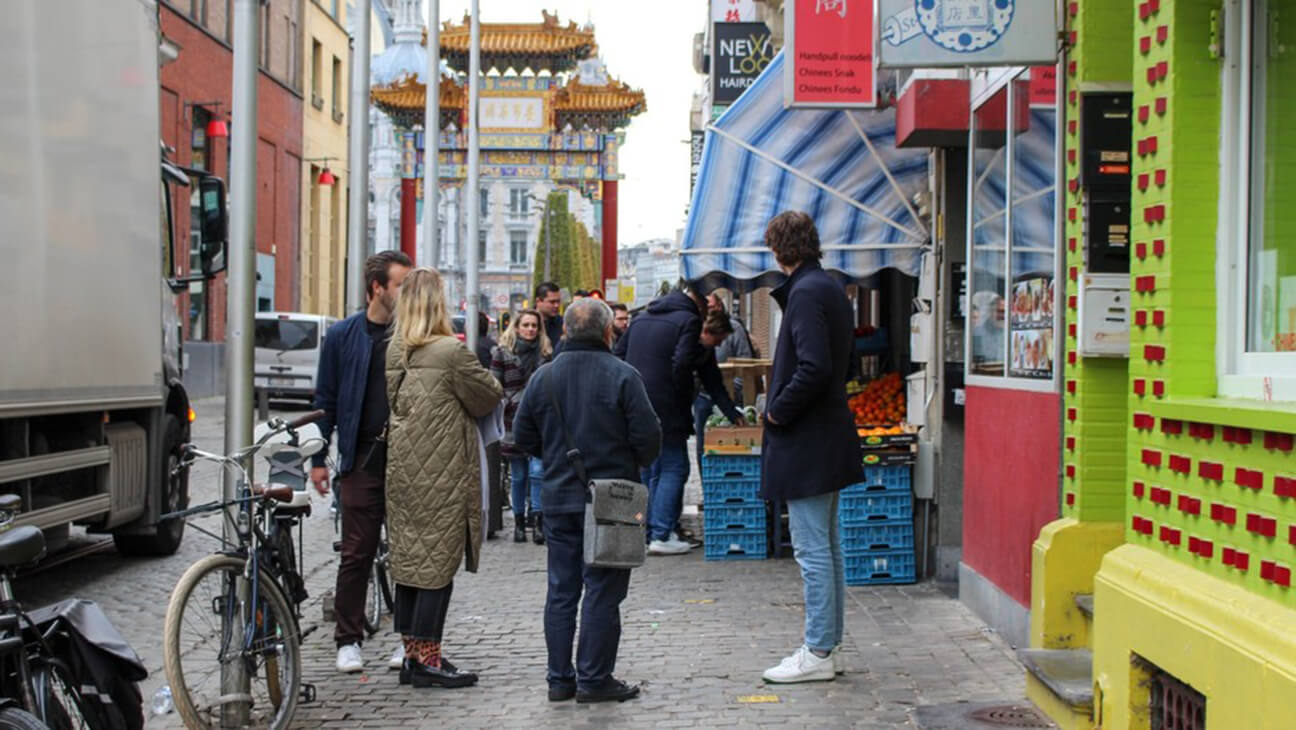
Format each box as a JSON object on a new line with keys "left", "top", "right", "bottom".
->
{"left": 704, "top": 529, "right": 768, "bottom": 560}
{"left": 839, "top": 489, "right": 912, "bottom": 524}
{"left": 701, "top": 478, "right": 762, "bottom": 504}
{"left": 703, "top": 502, "right": 767, "bottom": 531}
{"left": 851, "top": 465, "right": 912, "bottom": 493}
{"left": 700, "top": 454, "right": 762, "bottom": 480}
{"left": 840, "top": 520, "right": 914, "bottom": 552}
{"left": 843, "top": 549, "right": 916, "bottom": 585}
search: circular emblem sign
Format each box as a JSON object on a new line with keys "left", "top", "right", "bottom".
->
{"left": 915, "top": 0, "right": 1015, "bottom": 53}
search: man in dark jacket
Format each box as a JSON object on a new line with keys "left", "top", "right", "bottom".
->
{"left": 513, "top": 298, "right": 662, "bottom": 704}
{"left": 614, "top": 286, "right": 744, "bottom": 555}
{"left": 310, "top": 250, "right": 411, "bottom": 674}
{"left": 535, "top": 281, "right": 564, "bottom": 350}
{"left": 758, "top": 211, "right": 862, "bottom": 685}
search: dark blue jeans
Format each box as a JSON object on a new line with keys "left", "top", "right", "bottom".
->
{"left": 642, "top": 439, "right": 690, "bottom": 542}
{"left": 692, "top": 395, "right": 712, "bottom": 477}
{"left": 543, "top": 511, "right": 632, "bottom": 691}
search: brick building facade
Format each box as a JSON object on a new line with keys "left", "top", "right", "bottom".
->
{"left": 159, "top": 0, "right": 304, "bottom": 341}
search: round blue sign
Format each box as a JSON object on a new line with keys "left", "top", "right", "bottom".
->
{"left": 915, "top": 0, "right": 1015, "bottom": 54}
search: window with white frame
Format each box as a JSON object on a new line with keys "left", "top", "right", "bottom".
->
{"left": 1220, "top": 0, "right": 1296, "bottom": 398}
{"left": 479, "top": 188, "right": 489, "bottom": 219}
{"left": 510, "top": 230, "right": 528, "bottom": 265}
{"left": 509, "top": 188, "right": 530, "bottom": 219}
{"left": 967, "top": 68, "right": 1058, "bottom": 387}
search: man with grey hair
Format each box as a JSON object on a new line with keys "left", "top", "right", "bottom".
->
{"left": 513, "top": 297, "right": 662, "bottom": 704}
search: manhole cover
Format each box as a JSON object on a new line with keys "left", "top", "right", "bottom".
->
{"left": 966, "top": 705, "right": 1052, "bottom": 727}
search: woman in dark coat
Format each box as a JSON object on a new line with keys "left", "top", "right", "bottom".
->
{"left": 489, "top": 309, "right": 553, "bottom": 543}
{"left": 759, "top": 211, "right": 863, "bottom": 685}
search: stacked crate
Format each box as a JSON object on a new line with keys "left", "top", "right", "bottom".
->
{"left": 840, "top": 434, "right": 917, "bottom": 584}
{"left": 700, "top": 454, "right": 768, "bottom": 560}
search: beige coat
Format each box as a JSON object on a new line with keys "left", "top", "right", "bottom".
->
{"left": 385, "top": 334, "right": 502, "bottom": 590}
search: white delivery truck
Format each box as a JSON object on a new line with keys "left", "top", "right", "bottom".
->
{"left": 0, "top": 0, "right": 228, "bottom": 555}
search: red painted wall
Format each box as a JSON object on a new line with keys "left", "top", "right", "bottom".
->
{"left": 962, "top": 385, "right": 1061, "bottom": 606}
{"left": 159, "top": 5, "right": 302, "bottom": 341}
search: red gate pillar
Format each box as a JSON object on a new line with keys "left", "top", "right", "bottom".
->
{"left": 601, "top": 179, "right": 618, "bottom": 286}
{"left": 400, "top": 177, "right": 417, "bottom": 262}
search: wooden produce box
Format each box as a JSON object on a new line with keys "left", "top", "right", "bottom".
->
{"left": 703, "top": 424, "right": 765, "bottom": 455}
{"left": 717, "top": 358, "right": 771, "bottom": 402}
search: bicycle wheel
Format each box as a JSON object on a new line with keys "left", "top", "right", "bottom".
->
{"left": 0, "top": 707, "right": 46, "bottom": 730}
{"left": 164, "top": 554, "right": 301, "bottom": 730}
{"left": 30, "top": 660, "right": 90, "bottom": 730}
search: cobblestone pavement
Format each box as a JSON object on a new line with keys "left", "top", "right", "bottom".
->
{"left": 16, "top": 397, "right": 1026, "bottom": 728}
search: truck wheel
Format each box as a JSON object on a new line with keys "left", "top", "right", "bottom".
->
{"left": 114, "top": 414, "right": 187, "bottom": 556}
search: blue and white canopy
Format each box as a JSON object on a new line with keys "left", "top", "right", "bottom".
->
{"left": 682, "top": 52, "right": 930, "bottom": 292}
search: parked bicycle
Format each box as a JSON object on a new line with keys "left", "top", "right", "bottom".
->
{"left": 161, "top": 411, "right": 325, "bottom": 730}
{"left": 0, "top": 495, "right": 147, "bottom": 730}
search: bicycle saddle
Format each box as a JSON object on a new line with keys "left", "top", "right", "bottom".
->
{"left": 252, "top": 483, "right": 296, "bottom": 503}
{"left": 0, "top": 526, "right": 46, "bottom": 568}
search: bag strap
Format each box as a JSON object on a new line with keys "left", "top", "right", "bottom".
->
{"left": 543, "top": 364, "right": 590, "bottom": 488}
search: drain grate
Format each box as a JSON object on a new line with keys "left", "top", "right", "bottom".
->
{"left": 1151, "top": 672, "right": 1206, "bottom": 730}
{"left": 966, "top": 705, "right": 1054, "bottom": 727}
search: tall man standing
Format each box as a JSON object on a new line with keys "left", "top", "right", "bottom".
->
{"left": 535, "top": 281, "right": 564, "bottom": 349}
{"left": 513, "top": 298, "right": 662, "bottom": 703}
{"left": 311, "top": 250, "right": 411, "bottom": 674}
{"left": 758, "top": 212, "right": 862, "bottom": 684}
{"left": 615, "top": 284, "right": 744, "bottom": 555}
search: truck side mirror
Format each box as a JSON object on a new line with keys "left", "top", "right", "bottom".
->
{"left": 198, "top": 176, "right": 227, "bottom": 277}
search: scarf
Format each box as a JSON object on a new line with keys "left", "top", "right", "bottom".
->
{"left": 514, "top": 336, "right": 541, "bottom": 378}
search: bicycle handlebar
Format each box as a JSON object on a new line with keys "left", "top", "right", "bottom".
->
{"left": 286, "top": 410, "right": 326, "bottom": 429}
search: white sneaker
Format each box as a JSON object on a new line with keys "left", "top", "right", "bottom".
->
{"left": 387, "top": 645, "right": 405, "bottom": 670}
{"left": 762, "top": 645, "right": 836, "bottom": 683}
{"left": 831, "top": 646, "right": 845, "bottom": 675}
{"left": 336, "top": 643, "right": 364, "bottom": 673}
{"left": 669, "top": 531, "right": 698, "bottom": 549}
{"left": 648, "top": 539, "right": 691, "bottom": 555}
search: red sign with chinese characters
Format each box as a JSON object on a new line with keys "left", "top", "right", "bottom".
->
{"left": 787, "top": 0, "right": 876, "bottom": 107}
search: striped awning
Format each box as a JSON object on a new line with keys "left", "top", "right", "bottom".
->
{"left": 682, "top": 52, "right": 931, "bottom": 293}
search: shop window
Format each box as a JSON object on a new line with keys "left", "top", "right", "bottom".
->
{"left": 1220, "top": 0, "right": 1296, "bottom": 399}
{"left": 967, "top": 68, "right": 1058, "bottom": 387}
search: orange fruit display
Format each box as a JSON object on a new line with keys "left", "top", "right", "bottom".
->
{"left": 848, "top": 372, "right": 906, "bottom": 426}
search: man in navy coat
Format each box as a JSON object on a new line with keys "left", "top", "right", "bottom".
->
{"left": 758, "top": 211, "right": 863, "bottom": 684}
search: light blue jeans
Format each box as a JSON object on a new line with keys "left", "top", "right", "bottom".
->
{"left": 508, "top": 456, "right": 542, "bottom": 518}
{"left": 787, "top": 491, "right": 845, "bottom": 653}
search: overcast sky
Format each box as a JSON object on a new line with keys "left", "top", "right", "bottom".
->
{"left": 436, "top": 1, "right": 707, "bottom": 247}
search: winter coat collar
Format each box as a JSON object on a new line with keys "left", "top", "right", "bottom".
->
{"left": 771, "top": 259, "right": 823, "bottom": 308}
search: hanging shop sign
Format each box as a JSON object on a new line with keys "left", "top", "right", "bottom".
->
{"left": 783, "top": 0, "right": 877, "bottom": 108}
{"left": 1029, "top": 65, "right": 1057, "bottom": 106}
{"left": 711, "top": 0, "right": 759, "bottom": 22}
{"left": 689, "top": 131, "right": 705, "bottom": 196}
{"left": 713, "top": 22, "right": 775, "bottom": 105}
{"left": 877, "top": 0, "right": 1058, "bottom": 68}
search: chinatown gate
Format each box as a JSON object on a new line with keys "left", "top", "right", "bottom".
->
{"left": 370, "top": 12, "right": 645, "bottom": 312}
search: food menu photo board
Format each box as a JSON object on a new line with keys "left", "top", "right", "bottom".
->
{"left": 1009, "top": 274, "right": 1055, "bottom": 379}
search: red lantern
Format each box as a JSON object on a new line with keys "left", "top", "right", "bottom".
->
{"left": 318, "top": 167, "right": 336, "bottom": 186}
{"left": 205, "top": 117, "right": 228, "bottom": 139}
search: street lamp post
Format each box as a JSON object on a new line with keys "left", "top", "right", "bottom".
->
{"left": 528, "top": 193, "right": 552, "bottom": 283}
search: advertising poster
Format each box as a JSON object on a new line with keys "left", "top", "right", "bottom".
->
{"left": 712, "top": 0, "right": 759, "bottom": 23}
{"left": 713, "top": 22, "right": 775, "bottom": 104}
{"left": 689, "top": 131, "right": 705, "bottom": 197}
{"left": 784, "top": 0, "right": 876, "bottom": 108}
{"left": 1009, "top": 274, "right": 1055, "bottom": 379}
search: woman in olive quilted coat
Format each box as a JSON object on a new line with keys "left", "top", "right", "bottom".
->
{"left": 385, "top": 267, "right": 502, "bottom": 688}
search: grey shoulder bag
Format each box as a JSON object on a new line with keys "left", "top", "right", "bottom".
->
{"left": 544, "top": 369, "right": 648, "bottom": 569}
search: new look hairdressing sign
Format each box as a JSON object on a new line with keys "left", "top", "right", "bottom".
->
{"left": 877, "top": 0, "right": 1058, "bottom": 68}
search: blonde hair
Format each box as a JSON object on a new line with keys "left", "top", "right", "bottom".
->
{"left": 394, "top": 267, "right": 454, "bottom": 359}
{"left": 498, "top": 308, "right": 553, "bottom": 359}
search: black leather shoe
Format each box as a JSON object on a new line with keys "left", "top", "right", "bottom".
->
{"left": 513, "top": 524, "right": 526, "bottom": 543}
{"left": 548, "top": 683, "right": 577, "bottom": 702}
{"left": 408, "top": 658, "right": 478, "bottom": 689}
{"left": 532, "top": 512, "right": 545, "bottom": 545}
{"left": 575, "top": 678, "right": 640, "bottom": 703}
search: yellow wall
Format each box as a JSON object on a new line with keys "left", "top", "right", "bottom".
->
{"left": 300, "top": 0, "right": 350, "bottom": 317}
{"left": 1094, "top": 545, "right": 1296, "bottom": 729}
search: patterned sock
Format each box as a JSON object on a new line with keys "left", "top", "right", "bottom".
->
{"left": 409, "top": 639, "right": 442, "bottom": 669}
{"left": 401, "top": 635, "right": 415, "bottom": 664}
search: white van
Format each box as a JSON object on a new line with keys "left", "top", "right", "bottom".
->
{"left": 254, "top": 312, "right": 338, "bottom": 402}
